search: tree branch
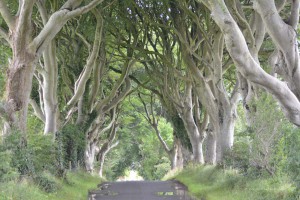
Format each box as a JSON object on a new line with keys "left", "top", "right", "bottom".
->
{"left": 0, "top": 0, "right": 14, "bottom": 28}
{"left": 288, "top": 0, "right": 300, "bottom": 29}
{"left": 29, "top": 99, "right": 45, "bottom": 122}
{"left": 138, "top": 93, "right": 152, "bottom": 123}
{"left": 17, "top": 1, "right": 36, "bottom": 43}
{"left": 96, "top": 60, "right": 134, "bottom": 112}
{"left": 96, "top": 108, "right": 117, "bottom": 139}
{"left": 67, "top": 9, "right": 103, "bottom": 107}
{"left": 205, "top": 0, "right": 300, "bottom": 126}
{"left": 31, "top": 0, "right": 106, "bottom": 56}
{"left": 103, "top": 78, "right": 132, "bottom": 113}
{"left": 36, "top": 0, "right": 49, "bottom": 25}
{"left": 254, "top": 0, "right": 297, "bottom": 52}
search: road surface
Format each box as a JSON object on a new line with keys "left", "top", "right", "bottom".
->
{"left": 88, "top": 180, "right": 196, "bottom": 200}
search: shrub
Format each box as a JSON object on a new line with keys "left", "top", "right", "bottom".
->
{"left": 0, "top": 131, "right": 35, "bottom": 176}
{"left": 34, "top": 172, "right": 60, "bottom": 193}
{"left": 61, "top": 124, "right": 86, "bottom": 169}
{"left": 0, "top": 150, "right": 19, "bottom": 182}
{"left": 28, "top": 133, "right": 58, "bottom": 173}
{"left": 285, "top": 127, "right": 300, "bottom": 199}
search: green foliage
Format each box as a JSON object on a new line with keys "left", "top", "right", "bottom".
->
{"left": 229, "top": 93, "right": 289, "bottom": 176}
{"left": 284, "top": 127, "right": 300, "bottom": 199}
{"left": 61, "top": 124, "right": 86, "bottom": 169}
{"left": 169, "top": 115, "right": 192, "bottom": 151}
{"left": 158, "top": 118, "right": 173, "bottom": 146}
{"left": 0, "top": 128, "right": 63, "bottom": 181}
{"left": 247, "top": 94, "right": 286, "bottom": 175}
{"left": 28, "top": 134, "right": 57, "bottom": 173}
{"left": 104, "top": 98, "right": 173, "bottom": 180}
{"left": 137, "top": 130, "right": 171, "bottom": 180}
{"left": 153, "top": 157, "right": 171, "bottom": 179}
{"left": 103, "top": 97, "right": 172, "bottom": 180}
{"left": 225, "top": 137, "right": 251, "bottom": 173}
{"left": 48, "top": 171, "right": 103, "bottom": 200}
{"left": 0, "top": 131, "right": 35, "bottom": 176}
{"left": 0, "top": 150, "right": 19, "bottom": 182}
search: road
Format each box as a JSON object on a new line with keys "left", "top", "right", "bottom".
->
{"left": 88, "top": 180, "right": 196, "bottom": 200}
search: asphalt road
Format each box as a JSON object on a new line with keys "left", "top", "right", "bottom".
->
{"left": 88, "top": 180, "right": 195, "bottom": 200}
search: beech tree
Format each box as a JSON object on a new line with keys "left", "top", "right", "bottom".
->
{"left": 136, "top": 91, "right": 184, "bottom": 169}
{"left": 0, "top": 0, "right": 106, "bottom": 133}
{"left": 199, "top": 0, "right": 300, "bottom": 126}
{"left": 0, "top": 0, "right": 299, "bottom": 179}
{"left": 27, "top": 0, "right": 136, "bottom": 171}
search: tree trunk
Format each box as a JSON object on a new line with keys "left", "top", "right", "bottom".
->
{"left": 42, "top": 41, "right": 59, "bottom": 134}
{"left": 98, "top": 151, "right": 106, "bottom": 177}
{"left": 180, "top": 93, "right": 205, "bottom": 164}
{"left": 84, "top": 141, "right": 96, "bottom": 173}
{"left": 205, "top": 131, "right": 217, "bottom": 165}
{"left": 214, "top": 106, "right": 237, "bottom": 163}
{"left": 171, "top": 137, "right": 184, "bottom": 169}
{"left": 221, "top": 113, "right": 236, "bottom": 151}
{"left": 6, "top": 58, "right": 35, "bottom": 133}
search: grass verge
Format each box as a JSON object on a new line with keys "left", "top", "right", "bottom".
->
{"left": 164, "top": 165, "right": 295, "bottom": 200}
{"left": 0, "top": 171, "right": 103, "bottom": 200}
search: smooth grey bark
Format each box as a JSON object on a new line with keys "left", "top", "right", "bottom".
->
{"left": 98, "top": 123, "right": 119, "bottom": 177}
{"left": 98, "top": 141, "right": 119, "bottom": 177}
{"left": 205, "top": 125, "right": 217, "bottom": 165}
{"left": 169, "top": 3, "right": 239, "bottom": 164}
{"left": 67, "top": 10, "right": 103, "bottom": 108}
{"left": 171, "top": 137, "right": 184, "bottom": 169}
{"left": 85, "top": 141, "right": 97, "bottom": 172}
{"left": 162, "top": 75, "right": 205, "bottom": 164}
{"left": 183, "top": 38, "right": 239, "bottom": 164}
{"left": 180, "top": 84, "right": 205, "bottom": 164}
{"left": 254, "top": 0, "right": 300, "bottom": 99}
{"left": 84, "top": 109, "right": 116, "bottom": 172}
{"left": 200, "top": 0, "right": 300, "bottom": 126}
{"left": 40, "top": 40, "right": 59, "bottom": 134}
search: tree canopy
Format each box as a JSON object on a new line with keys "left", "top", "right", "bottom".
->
{"left": 0, "top": 0, "right": 299, "bottom": 187}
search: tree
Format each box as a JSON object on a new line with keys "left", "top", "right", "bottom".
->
{"left": 199, "top": 0, "right": 300, "bottom": 126}
{"left": 0, "top": 0, "right": 106, "bottom": 133}
{"left": 136, "top": 91, "right": 183, "bottom": 169}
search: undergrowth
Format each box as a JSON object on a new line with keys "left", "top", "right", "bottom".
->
{"left": 0, "top": 171, "right": 103, "bottom": 200}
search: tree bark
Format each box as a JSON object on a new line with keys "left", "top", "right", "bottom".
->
{"left": 85, "top": 141, "right": 97, "bottom": 172}
{"left": 97, "top": 123, "right": 119, "bottom": 177}
{"left": 201, "top": 0, "right": 300, "bottom": 126}
{"left": 41, "top": 41, "right": 59, "bottom": 134}
{"left": 205, "top": 125, "right": 217, "bottom": 165}
{"left": 171, "top": 137, "right": 184, "bottom": 169}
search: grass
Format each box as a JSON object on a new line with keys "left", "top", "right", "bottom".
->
{"left": 164, "top": 165, "right": 295, "bottom": 200}
{"left": 0, "top": 171, "right": 103, "bottom": 200}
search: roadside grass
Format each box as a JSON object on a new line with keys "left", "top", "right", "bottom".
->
{"left": 0, "top": 171, "right": 103, "bottom": 200}
{"left": 164, "top": 165, "right": 295, "bottom": 200}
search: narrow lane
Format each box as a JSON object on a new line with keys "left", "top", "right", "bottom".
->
{"left": 88, "top": 180, "right": 195, "bottom": 200}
